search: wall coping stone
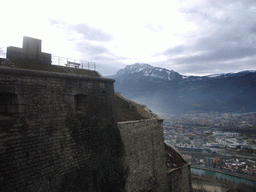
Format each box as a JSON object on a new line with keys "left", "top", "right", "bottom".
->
{"left": 167, "top": 164, "right": 191, "bottom": 174}
{"left": 165, "top": 141, "right": 188, "bottom": 163}
{"left": 115, "top": 93, "right": 160, "bottom": 119}
{"left": 0, "top": 66, "right": 115, "bottom": 83}
{"left": 117, "top": 118, "right": 164, "bottom": 125}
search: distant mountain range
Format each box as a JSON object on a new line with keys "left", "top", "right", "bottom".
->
{"left": 107, "top": 63, "right": 256, "bottom": 114}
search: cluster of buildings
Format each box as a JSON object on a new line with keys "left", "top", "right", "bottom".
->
{"left": 191, "top": 156, "right": 256, "bottom": 177}
{"left": 161, "top": 112, "right": 256, "bottom": 131}
{"left": 206, "top": 131, "right": 251, "bottom": 150}
{"left": 163, "top": 117, "right": 254, "bottom": 155}
{"left": 162, "top": 113, "right": 256, "bottom": 179}
{"left": 164, "top": 127, "right": 248, "bottom": 153}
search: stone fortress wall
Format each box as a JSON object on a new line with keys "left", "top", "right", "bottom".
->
{"left": 118, "top": 119, "right": 168, "bottom": 191}
{"left": 0, "top": 37, "right": 191, "bottom": 192}
{"left": 0, "top": 66, "right": 117, "bottom": 191}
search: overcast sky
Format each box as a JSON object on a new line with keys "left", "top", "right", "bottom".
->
{"left": 1, "top": 0, "right": 256, "bottom": 76}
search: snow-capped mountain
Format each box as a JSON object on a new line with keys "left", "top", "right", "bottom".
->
{"left": 107, "top": 63, "right": 256, "bottom": 114}
{"left": 115, "top": 63, "right": 182, "bottom": 81}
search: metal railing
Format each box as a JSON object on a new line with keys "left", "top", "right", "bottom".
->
{"left": 51, "top": 56, "right": 96, "bottom": 71}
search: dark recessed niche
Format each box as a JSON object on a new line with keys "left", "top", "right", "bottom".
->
{"left": 0, "top": 92, "right": 19, "bottom": 117}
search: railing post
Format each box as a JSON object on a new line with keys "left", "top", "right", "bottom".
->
{"left": 51, "top": 56, "right": 96, "bottom": 70}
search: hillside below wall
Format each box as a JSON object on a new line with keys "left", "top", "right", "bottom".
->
{"left": 114, "top": 93, "right": 159, "bottom": 122}
{"left": 165, "top": 143, "right": 192, "bottom": 191}
{"left": 167, "top": 165, "right": 191, "bottom": 192}
{"left": 118, "top": 119, "right": 168, "bottom": 192}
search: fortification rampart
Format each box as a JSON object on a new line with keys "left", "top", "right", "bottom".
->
{"left": 0, "top": 67, "right": 119, "bottom": 191}
{"left": 0, "top": 64, "right": 171, "bottom": 191}
{"left": 165, "top": 142, "right": 192, "bottom": 192}
{"left": 0, "top": 36, "right": 191, "bottom": 192}
{"left": 118, "top": 119, "right": 168, "bottom": 192}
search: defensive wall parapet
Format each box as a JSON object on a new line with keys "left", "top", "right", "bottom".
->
{"left": 0, "top": 36, "right": 191, "bottom": 191}
{"left": 165, "top": 142, "right": 192, "bottom": 192}
{"left": 0, "top": 63, "right": 172, "bottom": 191}
{"left": 0, "top": 66, "right": 114, "bottom": 82}
{"left": 118, "top": 119, "right": 168, "bottom": 192}
{"left": 0, "top": 65, "right": 118, "bottom": 191}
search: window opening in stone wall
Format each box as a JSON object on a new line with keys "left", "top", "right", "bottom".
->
{"left": 74, "top": 94, "right": 88, "bottom": 112}
{"left": 0, "top": 92, "right": 19, "bottom": 117}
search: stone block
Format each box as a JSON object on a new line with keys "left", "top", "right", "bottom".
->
{"left": 7, "top": 105, "right": 19, "bottom": 114}
{"left": 0, "top": 105, "right": 7, "bottom": 113}
{"left": 18, "top": 105, "right": 26, "bottom": 113}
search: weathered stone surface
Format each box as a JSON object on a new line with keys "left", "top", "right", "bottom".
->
{"left": 118, "top": 119, "right": 169, "bottom": 192}
{"left": 0, "top": 64, "right": 191, "bottom": 191}
{"left": 0, "top": 58, "right": 16, "bottom": 68}
{"left": 165, "top": 143, "right": 192, "bottom": 192}
{"left": 0, "top": 67, "right": 118, "bottom": 191}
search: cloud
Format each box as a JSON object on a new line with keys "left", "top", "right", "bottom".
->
{"left": 144, "top": 22, "right": 163, "bottom": 32}
{"left": 25, "top": 1, "right": 256, "bottom": 77}
{"left": 76, "top": 42, "right": 109, "bottom": 56}
{"left": 250, "top": 24, "right": 256, "bottom": 33}
{"left": 73, "top": 40, "right": 128, "bottom": 76}
{"left": 48, "top": 19, "right": 62, "bottom": 26}
{"left": 74, "top": 41, "right": 114, "bottom": 66}
{"left": 0, "top": 47, "right": 5, "bottom": 57}
{"left": 97, "top": 60, "right": 128, "bottom": 76}
{"left": 158, "top": 0, "right": 256, "bottom": 75}
{"left": 69, "top": 23, "right": 112, "bottom": 42}
{"left": 48, "top": 20, "right": 128, "bottom": 76}
{"left": 163, "top": 45, "right": 186, "bottom": 56}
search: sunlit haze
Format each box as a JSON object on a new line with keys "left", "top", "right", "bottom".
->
{"left": 1, "top": 0, "right": 256, "bottom": 76}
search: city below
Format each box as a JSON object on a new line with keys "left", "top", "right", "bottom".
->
{"left": 162, "top": 112, "right": 256, "bottom": 179}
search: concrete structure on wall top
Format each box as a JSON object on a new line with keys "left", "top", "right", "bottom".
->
{"left": 7, "top": 36, "right": 51, "bottom": 64}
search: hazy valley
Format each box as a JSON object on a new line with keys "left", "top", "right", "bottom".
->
{"left": 107, "top": 63, "right": 256, "bottom": 191}
{"left": 107, "top": 63, "right": 256, "bottom": 115}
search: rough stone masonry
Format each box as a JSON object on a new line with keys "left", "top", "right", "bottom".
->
{"left": 0, "top": 37, "right": 191, "bottom": 192}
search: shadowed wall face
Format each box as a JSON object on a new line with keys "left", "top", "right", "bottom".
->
{"left": 60, "top": 112, "right": 128, "bottom": 192}
{"left": 0, "top": 93, "right": 18, "bottom": 116}
{"left": 0, "top": 66, "right": 172, "bottom": 191}
{"left": 0, "top": 69, "right": 122, "bottom": 191}
{"left": 0, "top": 36, "right": 192, "bottom": 191}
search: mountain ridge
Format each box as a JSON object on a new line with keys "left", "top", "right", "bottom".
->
{"left": 111, "top": 63, "right": 256, "bottom": 80}
{"left": 107, "top": 63, "right": 256, "bottom": 114}
{"left": 113, "top": 63, "right": 183, "bottom": 81}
